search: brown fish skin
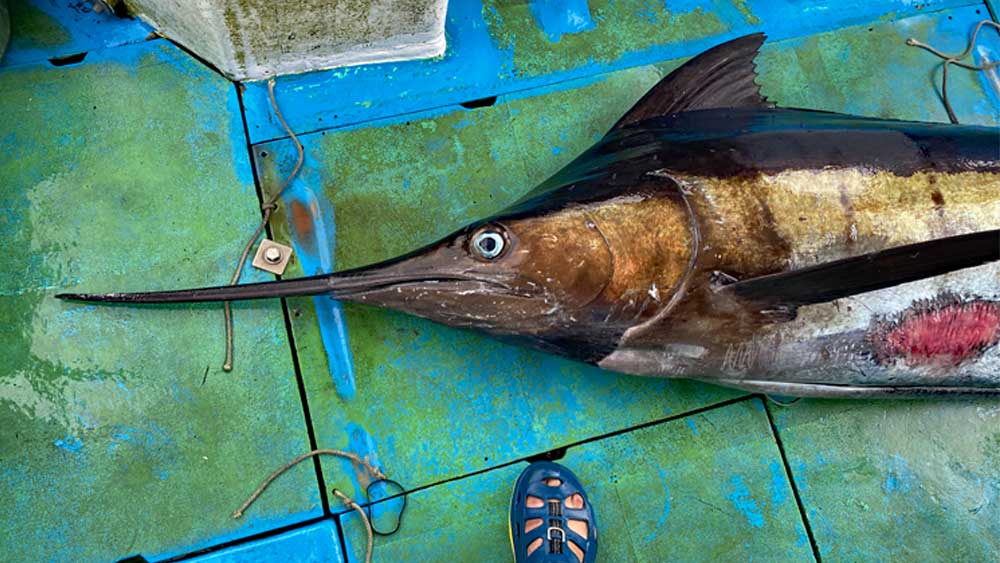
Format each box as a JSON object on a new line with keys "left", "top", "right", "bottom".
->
{"left": 601, "top": 167, "right": 1000, "bottom": 380}
{"left": 337, "top": 183, "right": 696, "bottom": 361}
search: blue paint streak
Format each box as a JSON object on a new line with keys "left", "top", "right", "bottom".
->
{"left": 186, "top": 520, "right": 344, "bottom": 563}
{"left": 339, "top": 423, "right": 405, "bottom": 538}
{"left": 344, "top": 423, "right": 384, "bottom": 499}
{"left": 53, "top": 435, "right": 82, "bottom": 453}
{"left": 644, "top": 469, "right": 671, "bottom": 544}
{"left": 280, "top": 162, "right": 356, "bottom": 400}
{"left": 668, "top": 0, "right": 706, "bottom": 13}
{"left": 685, "top": 418, "right": 698, "bottom": 435}
{"left": 768, "top": 460, "right": 787, "bottom": 506}
{"left": 726, "top": 475, "right": 765, "bottom": 529}
{"left": 882, "top": 454, "right": 916, "bottom": 494}
{"left": 529, "top": 0, "right": 596, "bottom": 42}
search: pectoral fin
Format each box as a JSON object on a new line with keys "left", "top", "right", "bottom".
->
{"left": 720, "top": 229, "right": 1000, "bottom": 311}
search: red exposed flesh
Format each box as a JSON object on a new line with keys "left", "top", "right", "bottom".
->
{"left": 871, "top": 298, "right": 1000, "bottom": 366}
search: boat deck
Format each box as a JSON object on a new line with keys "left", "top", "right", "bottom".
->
{"left": 2, "top": 1, "right": 999, "bottom": 561}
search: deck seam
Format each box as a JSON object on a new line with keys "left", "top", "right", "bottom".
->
{"left": 986, "top": 0, "right": 1000, "bottom": 20}
{"left": 763, "top": 401, "right": 822, "bottom": 563}
{"left": 334, "top": 512, "right": 353, "bottom": 563}
{"left": 163, "top": 516, "right": 332, "bottom": 562}
{"left": 350, "top": 393, "right": 756, "bottom": 511}
{"left": 156, "top": 393, "right": 758, "bottom": 559}
{"left": 234, "top": 82, "right": 333, "bottom": 520}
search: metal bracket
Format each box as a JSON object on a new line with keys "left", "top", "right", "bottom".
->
{"left": 252, "top": 239, "right": 293, "bottom": 275}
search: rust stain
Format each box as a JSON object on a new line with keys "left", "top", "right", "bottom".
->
{"left": 289, "top": 200, "right": 314, "bottom": 237}
{"left": 288, "top": 199, "right": 317, "bottom": 253}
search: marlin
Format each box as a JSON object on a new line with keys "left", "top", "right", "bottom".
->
{"left": 58, "top": 34, "right": 1000, "bottom": 398}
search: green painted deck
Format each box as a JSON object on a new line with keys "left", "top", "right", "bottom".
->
{"left": 1, "top": 1, "right": 999, "bottom": 562}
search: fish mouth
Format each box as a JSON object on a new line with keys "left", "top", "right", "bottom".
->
{"left": 329, "top": 273, "right": 532, "bottom": 300}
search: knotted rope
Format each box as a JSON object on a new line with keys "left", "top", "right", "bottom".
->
{"left": 907, "top": 20, "right": 1000, "bottom": 124}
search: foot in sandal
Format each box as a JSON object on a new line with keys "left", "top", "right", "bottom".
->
{"left": 509, "top": 461, "right": 597, "bottom": 563}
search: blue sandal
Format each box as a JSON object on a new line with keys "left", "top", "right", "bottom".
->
{"left": 509, "top": 461, "right": 598, "bottom": 563}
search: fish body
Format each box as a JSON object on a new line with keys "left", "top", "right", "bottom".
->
{"left": 571, "top": 107, "right": 1000, "bottom": 396}
{"left": 58, "top": 34, "right": 1000, "bottom": 397}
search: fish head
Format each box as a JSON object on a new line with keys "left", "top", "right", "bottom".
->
{"left": 336, "top": 206, "right": 614, "bottom": 336}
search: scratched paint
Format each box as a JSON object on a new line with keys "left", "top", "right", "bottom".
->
{"left": 256, "top": 145, "right": 357, "bottom": 399}
{"left": 483, "top": 0, "right": 729, "bottom": 77}
{"left": 528, "top": 0, "right": 595, "bottom": 42}
{"left": 239, "top": 0, "right": 971, "bottom": 143}
{"left": 341, "top": 400, "right": 811, "bottom": 561}
{"left": 755, "top": 8, "right": 1000, "bottom": 123}
{"left": 772, "top": 400, "right": 1000, "bottom": 560}
{"left": 0, "top": 39, "right": 319, "bottom": 563}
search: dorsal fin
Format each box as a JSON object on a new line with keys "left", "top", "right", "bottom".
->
{"left": 611, "top": 33, "right": 773, "bottom": 130}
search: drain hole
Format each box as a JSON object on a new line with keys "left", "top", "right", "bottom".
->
{"left": 527, "top": 445, "right": 567, "bottom": 463}
{"left": 460, "top": 96, "right": 498, "bottom": 109}
{"left": 48, "top": 52, "right": 88, "bottom": 67}
{"left": 99, "top": 0, "right": 132, "bottom": 18}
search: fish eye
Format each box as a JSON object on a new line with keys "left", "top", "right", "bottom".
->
{"left": 471, "top": 227, "right": 507, "bottom": 260}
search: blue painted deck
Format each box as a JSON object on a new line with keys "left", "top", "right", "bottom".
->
{"left": 2, "top": 1, "right": 999, "bottom": 562}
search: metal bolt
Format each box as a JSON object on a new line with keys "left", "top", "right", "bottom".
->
{"left": 263, "top": 246, "right": 283, "bottom": 264}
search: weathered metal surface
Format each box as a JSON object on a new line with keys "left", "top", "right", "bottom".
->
{"left": 0, "top": 40, "right": 320, "bottom": 562}
{"left": 186, "top": 520, "right": 345, "bottom": 562}
{"left": 3, "top": 0, "right": 1000, "bottom": 561}
{"left": 0, "top": 0, "right": 149, "bottom": 68}
{"left": 771, "top": 399, "right": 1000, "bottom": 560}
{"left": 239, "top": 0, "right": 979, "bottom": 144}
{"left": 340, "top": 399, "right": 814, "bottom": 562}
{"left": 122, "top": 0, "right": 448, "bottom": 81}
